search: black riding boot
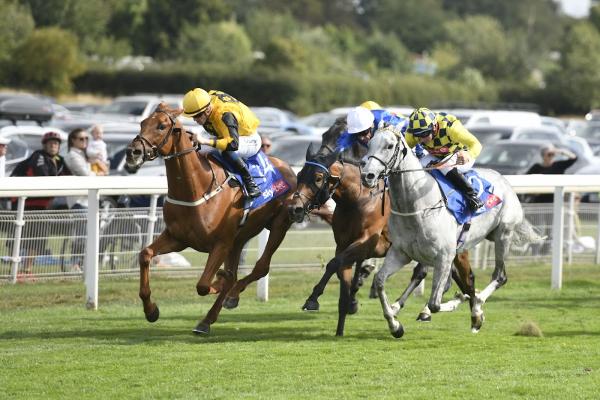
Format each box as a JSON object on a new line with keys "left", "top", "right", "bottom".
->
{"left": 446, "top": 168, "right": 484, "bottom": 212}
{"left": 223, "top": 151, "right": 261, "bottom": 199}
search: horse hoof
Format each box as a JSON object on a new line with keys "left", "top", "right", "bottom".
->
{"left": 145, "top": 305, "right": 160, "bottom": 323}
{"left": 416, "top": 313, "right": 431, "bottom": 322}
{"left": 348, "top": 300, "right": 359, "bottom": 315}
{"left": 471, "top": 314, "right": 485, "bottom": 333}
{"left": 192, "top": 322, "right": 210, "bottom": 335}
{"left": 302, "top": 299, "right": 319, "bottom": 312}
{"left": 223, "top": 297, "right": 239, "bottom": 310}
{"left": 391, "top": 325, "right": 405, "bottom": 338}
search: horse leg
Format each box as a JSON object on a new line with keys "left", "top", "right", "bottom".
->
{"left": 472, "top": 233, "right": 510, "bottom": 333}
{"left": 447, "top": 251, "right": 481, "bottom": 331}
{"left": 427, "top": 253, "right": 455, "bottom": 314}
{"left": 227, "top": 211, "right": 292, "bottom": 302}
{"left": 375, "top": 246, "right": 411, "bottom": 338}
{"left": 388, "top": 263, "right": 427, "bottom": 317}
{"left": 302, "top": 256, "right": 340, "bottom": 312}
{"left": 348, "top": 260, "right": 366, "bottom": 315}
{"left": 139, "top": 230, "right": 186, "bottom": 323}
{"left": 192, "top": 245, "right": 231, "bottom": 334}
{"left": 222, "top": 242, "right": 245, "bottom": 310}
{"left": 335, "top": 265, "right": 354, "bottom": 336}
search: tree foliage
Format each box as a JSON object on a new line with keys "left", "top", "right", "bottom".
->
{"left": 0, "top": 0, "right": 35, "bottom": 83}
{"left": 12, "top": 27, "right": 85, "bottom": 94}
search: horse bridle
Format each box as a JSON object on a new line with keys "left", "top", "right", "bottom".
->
{"left": 132, "top": 110, "right": 197, "bottom": 162}
{"left": 366, "top": 132, "right": 406, "bottom": 179}
{"left": 293, "top": 159, "right": 344, "bottom": 215}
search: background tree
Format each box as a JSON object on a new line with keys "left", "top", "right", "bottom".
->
{"left": 12, "top": 27, "right": 85, "bottom": 94}
{"left": 0, "top": 0, "right": 35, "bottom": 84}
{"left": 547, "top": 22, "right": 600, "bottom": 111}
{"left": 175, "top": 21, "right": 254, "bottom": 69}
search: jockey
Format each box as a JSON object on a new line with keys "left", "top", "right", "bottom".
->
{"left": 405, "top": 107, "right": 484, "bottom": 212}
{"left": 182, "top": 88, "right": 261, "bottom": 198}
{"left": 336, "top": 104, "right": 408, "bottom": 152}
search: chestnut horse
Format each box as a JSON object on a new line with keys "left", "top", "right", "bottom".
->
{"left": 126, "top": 103, "right": 296, "bottom": 335}
{"left": 289, "top": 123, "right": 477, "bottom": 337}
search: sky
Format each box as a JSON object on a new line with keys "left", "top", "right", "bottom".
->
{"left": 558, "top": 0, "right": 591, "bottom": 18}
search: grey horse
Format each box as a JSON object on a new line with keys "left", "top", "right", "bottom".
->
{"left": 360, "top": 126, "right": 541, "bottom": 338}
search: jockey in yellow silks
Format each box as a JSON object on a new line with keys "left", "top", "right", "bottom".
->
{"left": 182, "top": 88, "right": 261, "bottom": 198}
{"left": 405, "top": 107, "right": 484, "bottom": 212}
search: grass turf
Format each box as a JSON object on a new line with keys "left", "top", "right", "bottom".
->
{"left": 1, "top": 262, "right": 599, "bottom": 399}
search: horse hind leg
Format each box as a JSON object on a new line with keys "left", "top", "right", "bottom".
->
{"left": 388, "top": 263, "right": 427, "bottom": 318}
{"left": 302, "top": 256, "right": 340, "bottom": 312}
{"left": 222, "top": 243, "right": 245, "bottom": 310}
{"left": 139, "top": 231, "right": 186, "bottom": 323}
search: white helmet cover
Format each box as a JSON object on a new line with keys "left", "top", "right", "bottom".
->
{"left": 347, "top": 106, "right": 375, "bottom": 134}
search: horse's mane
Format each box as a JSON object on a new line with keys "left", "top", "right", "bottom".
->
{"left": 319, "top": 115, "right": 365, "bottom": 166}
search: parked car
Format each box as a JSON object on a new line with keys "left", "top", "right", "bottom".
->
{"left": 96, "top": 94, "right": 183, "bottom": 123}
{"left": 576, "top": 121, "right": 600, "bottom": 155}
{"left": 540, "top": 116, "right": 567, "bottom": 133}
{"left": 300, "top": 112, "right": 343, "bottom": 136}
{"left": 251, "top": 107, "right": 313, "bottom": 138}
{"left": 474, "top": 139, "right": 580, "bottom": 175}
{"left": 465, "top": 110, "right": 542, "bottom": 128}
{"left": 270, "top": 135, "right": 322, "bottom": 173}
{"left": 508, "top": 125, "right": 568, "bottom": 144}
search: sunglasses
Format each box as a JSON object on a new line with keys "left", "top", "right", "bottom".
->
{"left": 261, "top": 144, "right": 272, "bottom": 148}
{"left": 76, "top": 137, "right": 89, "bottom": 142}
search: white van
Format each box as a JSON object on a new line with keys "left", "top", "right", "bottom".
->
{"left": 465, "top": 110, "right": 542, "bottom": 128}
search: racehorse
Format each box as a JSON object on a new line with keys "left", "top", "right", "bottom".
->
{"left": 126, "top": 103, "right": 296, "bottom": 335}
{"left": 289, "top": 119, "right": 477, "bottom": 336}
{"left": 361, "top": 125, "right": 541, "bottom": 338}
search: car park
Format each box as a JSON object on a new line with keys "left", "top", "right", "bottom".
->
{"left": 270, "top": 135, "right": 322, "bottom": 173}
{"left": 576, "top": 121, "right": 600, "bottom": 155}
{"left": 251, "top": 107, "right": 313, "bottom": 138}
{"left": 96, "top": 94, "right": 183, "bottom": 123}
{"left": 465, "top": 110, "right": 542, "bottom": 128}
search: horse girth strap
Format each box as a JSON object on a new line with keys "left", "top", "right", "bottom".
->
{"left": 165, "top": 175, "right": 233, "bottom": 207}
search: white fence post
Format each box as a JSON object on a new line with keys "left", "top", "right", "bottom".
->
{"left": 595, "top": 201, "right": 600, "bottom": 265}
{"left": 551, "top": 187, "right": 565, "bottom": 290}
{"left": 145, "top": 194, "right": 159, "bottom": 247}
{"left": 9, "top": 197, "right": 26, "bottom": 284}
{"left": 566, "top": 193, "right": 575, "bottom": 265}
{"left": 85, "top": 189, "right": 100, "bottom": 309}
{"left": 256, "top": 229, "right": 269, "bottom": 301}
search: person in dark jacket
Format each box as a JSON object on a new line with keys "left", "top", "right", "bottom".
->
{"left": 9, "top": 131, "right": 71, "bottom": 274}
{"left": 525, "top": 144, "right": 578, "bottom": 256}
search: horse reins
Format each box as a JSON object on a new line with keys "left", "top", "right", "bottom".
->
{"left": 133, "top": 110, "right": 197, "bottom": 162}
{"left": 293, "top": 159, "right": 344, "bottom": 216}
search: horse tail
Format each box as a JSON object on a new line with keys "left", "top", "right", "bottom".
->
{"left": 512, "top": 218, "right": 545, "bottom": 247}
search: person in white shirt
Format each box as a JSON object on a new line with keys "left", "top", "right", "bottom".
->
{"left": 0, "top": 136, "right": 9, "bottom": 178}
{"left": 87, "top": 124, "right": 109, "bottom": 175}
{"left": 64, "top": 128, "right": 105, "bottom": 272}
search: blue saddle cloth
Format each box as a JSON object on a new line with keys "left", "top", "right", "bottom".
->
{"left": 430, "top": 169, "right": 502, "bottom": 225}
{"left": 210, "top": 151, "right": 291, "bottom": 210}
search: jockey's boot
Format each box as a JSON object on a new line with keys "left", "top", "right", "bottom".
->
{"left": 223, "top": 151, "right": 261, "bottom": 199}
{"left": 446, "top": 168, "right": 484, "bottom": 213}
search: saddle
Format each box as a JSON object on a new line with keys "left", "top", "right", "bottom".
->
{"left": 206, "top": 150, "right": 291, "bottom": 211}
{"left": 429, "top": 169, "right": 502, "bottom": 225}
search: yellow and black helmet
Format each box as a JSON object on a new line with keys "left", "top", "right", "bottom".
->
{"left": 407, "top": 107, "right": 437, "bottom": 137}
{"left": 182, "top": 88, "right": 211, "bottom": 117}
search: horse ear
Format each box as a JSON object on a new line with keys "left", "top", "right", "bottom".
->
{"left": 155, "top": 102, "right": 169, "bottom": 112}
{"left": 306, "top": 143, "right": 316, "bottom": 160}
{"left": 172, "top": 107, "right": 183, "bottom": 118}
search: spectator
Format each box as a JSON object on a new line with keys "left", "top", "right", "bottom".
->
{"left": 9, "top": 131, "right": 71, "bottom": 274}
{"left": 87, "top": 124, "right": 109, "bottom": 175}
{"left": 64, "top": 128, "right": 102, "bottom": 272}
{"left": 0, "top": 136, "right": 9, "bottom": 178}
{"left": 526, "top": 145, "right": 578, "bottom": 256}
{"left": 0, "top": 136, "right": 10, "bottom": 210}
{"left": 260, "top": 135, "right": 272, "bottom": 154}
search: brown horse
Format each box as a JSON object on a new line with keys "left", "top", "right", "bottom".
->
{"left": 289, "top": 141, "right": 479, "bottom": 337}
{"left": 126, "top": 103, "right": 296, "bottom": 335}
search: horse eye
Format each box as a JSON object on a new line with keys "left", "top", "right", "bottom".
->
{"left": 387, "top": 144, "right": 394, "bottom": 149}
{"left": 158, "top": 124, "right": 166, "bottom": 130}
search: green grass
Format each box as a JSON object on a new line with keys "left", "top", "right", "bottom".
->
{"left": 1, "top": 263, "right": 599, "bottom": 399}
